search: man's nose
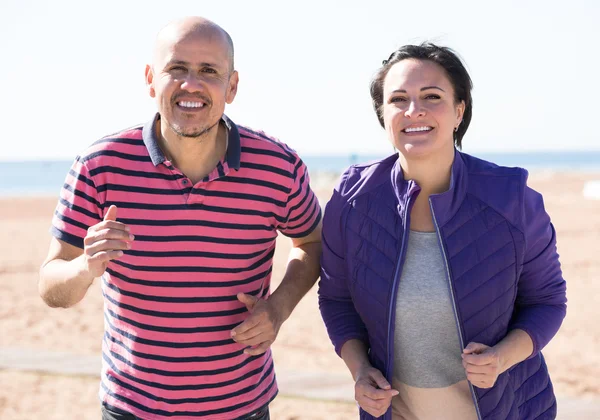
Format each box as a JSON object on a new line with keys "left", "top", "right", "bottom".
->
{"left": 180, "top": 73, "right": 205, "bottom": 92}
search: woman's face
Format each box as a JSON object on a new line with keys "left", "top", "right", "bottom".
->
{"left": 382, "top": 59, "right": 465, "bottom": 159}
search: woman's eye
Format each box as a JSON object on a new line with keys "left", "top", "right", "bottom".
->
{"left": 425, "top": 94, "right": 441, "bottom": 100}
{"left": 390, "top": 97, "right": 407, "bottom": 103}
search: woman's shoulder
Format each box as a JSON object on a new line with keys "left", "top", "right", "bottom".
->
{"left": 334, "top": 154, "right": 398, "bottom": 198}
{"left": 459, "top": 151, "right": 541, "bottom": 230}
{"left": 460, "top": 152, "right": 529, "bottom": 197}
{"left": 460, "top": 151, "right": 528, "bottom": 180}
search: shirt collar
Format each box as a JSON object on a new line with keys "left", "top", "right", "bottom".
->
{"left": 142, "top": 112, "right": 241, "bottom": 170}
{"left": 390, "top": 148, "right": 468, "bottom": 225}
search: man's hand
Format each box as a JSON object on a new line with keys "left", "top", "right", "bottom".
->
{"left": 82, "top": 205, "right": 133, "bottom": 278}
{"left": 230, "top": 292, "right": 283, "bottom": 356}
{"left": 354, "top": 364, "right": 399, "bottom": 418}
{"left": 462, "top": 342, "right": 503, "bottom": 389}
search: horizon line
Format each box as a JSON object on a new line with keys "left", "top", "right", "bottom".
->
{"left": 2, "top": 149, "right": 600, "bottom": 163}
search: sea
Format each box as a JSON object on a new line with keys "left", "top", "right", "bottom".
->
{"left": 1, "top": 151, "right": 599, "bottom": 197}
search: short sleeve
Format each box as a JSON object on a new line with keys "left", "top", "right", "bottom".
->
{"left": 276, "top": 156, "right": 321, "bottom": 238}
{"left": 50, "top": 156, "right": 104, "bottom": 249}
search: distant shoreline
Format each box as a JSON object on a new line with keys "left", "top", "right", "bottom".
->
{"left": 2, "top": 152, "right": 600, "bottom": 198}
{"left": 3, "top": 170, "right": 600, "bottom": 200}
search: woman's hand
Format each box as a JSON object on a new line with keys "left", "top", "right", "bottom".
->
{"left": 461, "top": 342, "right": 502, "bottom": 389}
{"left": 354, "top": 364, "right": 399, "bottom": 418}
{"left": 463, "top": 330, "right": 534, "bottom": 389}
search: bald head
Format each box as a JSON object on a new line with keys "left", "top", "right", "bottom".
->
{"left": 153, "top": 17, "right": 234, "bottom": 71}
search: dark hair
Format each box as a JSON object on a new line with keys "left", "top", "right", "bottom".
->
{"left": 370, "top": 43, "right": 473, "bottom": 148}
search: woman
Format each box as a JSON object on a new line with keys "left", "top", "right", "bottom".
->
{"left": 318, "top": 43, "right": 566, "bottom": 420}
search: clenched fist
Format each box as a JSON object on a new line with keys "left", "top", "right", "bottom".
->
{"left": 82, "top": 205, "right": 133, "bottom": 278}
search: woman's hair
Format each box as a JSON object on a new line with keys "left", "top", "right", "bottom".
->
{"left": 370, "top": 43, "right": 473, "bottom": 148}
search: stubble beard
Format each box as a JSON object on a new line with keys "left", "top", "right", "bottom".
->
{"left": 171, "top": 120, "right": 220, "bottom": 139}
{"left": 169, "top": 93, "right": 218, "bottom": 139}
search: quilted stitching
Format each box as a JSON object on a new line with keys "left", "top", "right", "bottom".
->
{"left": 450, "top": 224, "right": 512, "bottom": 271}
{"left": 443, "top": 198, "right": 488, "bottom": 240}
{"left": 469, "top": 304, "right": 514, "bottom": 342}
{"left": 461, "top": 281, "right": 515, "bottom": 325}
{"left": 458, "top": 262, "right": 516, "bottom": 303}
{"left": 348, "top": 220, "right": 398, "bottom": 265}
{"left": 517, "top": 378, "right": 550, "bottom": 411}
{"left": 452, "top": 243, "right": 515, "bottom": 295}
{"left": 532, "top": 399, "right": 556, "bottom": 420}
{"left": 352, "top": 264, "right": 390, "bottom": 309}
{"left": 514, "top": 357, "right": 544, "bottom": 395}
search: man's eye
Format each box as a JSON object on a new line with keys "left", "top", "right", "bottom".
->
{"left": 170, "top": 66, "right": 186, "bottom": 72}
{"left": 201, "top": 68, "right": 217, "bottom": 74}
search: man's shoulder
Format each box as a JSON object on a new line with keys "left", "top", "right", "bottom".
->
{"left": 236, "top": 125, "right": 299, "bottom": 165}
{"left": 78, "top": 123, "right": 147, "bottom": 164}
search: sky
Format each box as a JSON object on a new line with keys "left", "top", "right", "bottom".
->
{"left": 1, "top": 0, "right": 598, "bottom": 160}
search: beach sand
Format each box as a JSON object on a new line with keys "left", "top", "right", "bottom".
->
{"left": 0, "top": 171, "right": 599, "bottom": 419}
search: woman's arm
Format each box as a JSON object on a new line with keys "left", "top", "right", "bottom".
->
{"left": 341, "top": 339, "right": 399, "bottom": 417}
{"left": 318, "top": 172, "right": 369, "bottom": 355}
{"left": 463, "top": 183, "right": 567, "bottom": 388}
{"left": 508, "top": 184, "right": 567, "bottom": 356}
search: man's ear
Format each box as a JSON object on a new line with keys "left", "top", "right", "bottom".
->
{"left": 226, "top": 70, "right": 239, "bottom": 104}
{"left": 145, "top": 64, "right": 156, "bottom": 98}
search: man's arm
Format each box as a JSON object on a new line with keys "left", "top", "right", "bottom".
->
{"left": 39, "top": 205, "right": 131, "bottom": 308}
{"left": 267, "top": 222, "right": 322, "bottom": 321}
{"left": 39, "top": 238, "right": 95, "bottom": 308}
{"left": 231, "top": 222, "right": 322, "bottom": 355}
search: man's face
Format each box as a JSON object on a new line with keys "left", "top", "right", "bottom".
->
{"left": 146, "top": 31, "right": 238, "bottom": 139}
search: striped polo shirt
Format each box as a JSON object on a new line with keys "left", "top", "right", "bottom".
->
{"left": 51, "top": 113, "right": 322, "bottom": 419}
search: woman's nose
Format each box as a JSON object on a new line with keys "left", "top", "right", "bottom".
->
{"left": 404, "top": 100, "right": 425, "bottom": 118}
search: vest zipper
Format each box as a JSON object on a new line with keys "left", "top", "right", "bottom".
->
{"left": 385, "top": 188, "right": 415, "bottom": 415}
{"left": 430, "top": 199, "right": 482, "bottom": 420}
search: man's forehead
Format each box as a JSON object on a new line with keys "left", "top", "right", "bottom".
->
{"left": 153, "top": 28, "right": 231, "bottom": 67}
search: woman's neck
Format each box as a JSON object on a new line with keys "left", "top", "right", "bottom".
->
{"left": 402, "top": 147, "right": 455, "bottom": 233}
{"left": 399, "top": 147, "right": 455, "bottom": 196}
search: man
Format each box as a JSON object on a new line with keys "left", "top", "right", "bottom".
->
{"left": 39, "top": 17, "right": 322, "bottom": 420}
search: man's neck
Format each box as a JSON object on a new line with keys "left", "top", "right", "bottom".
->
{"left": 157, "top": 120, "right": 228, "bottom": 184}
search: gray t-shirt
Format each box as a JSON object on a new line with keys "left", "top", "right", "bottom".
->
{"left": 392, "top": 231, "right": 477, "bottom": 420}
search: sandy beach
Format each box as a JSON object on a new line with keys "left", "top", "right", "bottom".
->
{"left": 1, "top": 171, "right": 599, "bottom": 419}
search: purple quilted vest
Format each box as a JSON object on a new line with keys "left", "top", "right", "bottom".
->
{"left": 319, "top": 151, "right": 566, "bottom": 420}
